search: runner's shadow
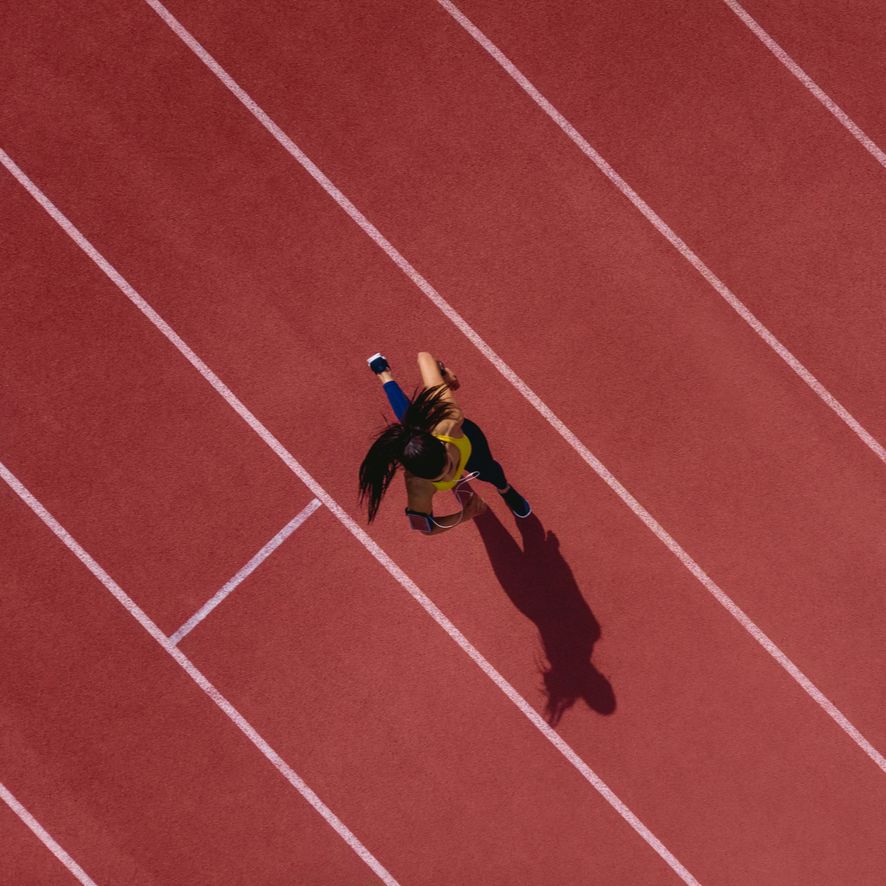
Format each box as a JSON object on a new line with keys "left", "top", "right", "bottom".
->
{"left": 473, "top": 506, "right": 616, "bottom": 725}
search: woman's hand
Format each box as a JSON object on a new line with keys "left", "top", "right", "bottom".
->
{"left": 436, "top": 359, "right": 461, "bottom": 391}
{"left": 462, "top": 493, "right": 488, "bottom": 519}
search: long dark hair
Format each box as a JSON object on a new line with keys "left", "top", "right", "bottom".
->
{"left": 359, "top": 384, "right": 460, "bottom": 523}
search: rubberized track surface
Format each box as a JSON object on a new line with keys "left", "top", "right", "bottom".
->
{"left": 3, "top": 2, "right": 886, "bottom": 883}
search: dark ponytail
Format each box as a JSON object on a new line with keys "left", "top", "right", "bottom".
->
{"left": 358, "top": 384, "right": 460, "bottom": 523}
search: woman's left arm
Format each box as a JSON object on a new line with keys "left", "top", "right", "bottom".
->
{"left": 417, "top": 352, "right": 462, "bottom": 409}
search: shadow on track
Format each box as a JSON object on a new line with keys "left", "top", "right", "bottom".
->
{"left": 473, "top": 505, "right": 616, "bottom": 726}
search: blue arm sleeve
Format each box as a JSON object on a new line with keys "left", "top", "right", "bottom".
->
{"left": 384, "top": 380, "right": 411, "bottom": 423}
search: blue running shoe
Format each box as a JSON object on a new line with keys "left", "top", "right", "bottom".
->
{"left": 500, "top": 484, "right": 531, "bottom": 518}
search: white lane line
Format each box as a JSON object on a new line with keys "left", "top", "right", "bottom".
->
{"left": 435, "top": 0, "right": 886, "bottom": 466}
{"left": 723, "top": 0, "right": 886, "bottom": 170}
{"left": 169, "top": 498, "right": 321, "bottom": 646}
{"left": 126, "top": 2, "right": 886, "bottom": 771}
{"left": 0, "top": 782, "right": 97, "bottom": 885}
{"left": 0, "top": 463, "right": 397, "bottom": 886}
{"left": 0, "top": 153, "right": 697, "bottom": 885}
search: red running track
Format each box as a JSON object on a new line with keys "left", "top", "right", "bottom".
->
{"left": 2, "top": 1, "right": 886, "bottom": 883}
{"left": 734, "top": 0, "right": 886, "bottom": 150}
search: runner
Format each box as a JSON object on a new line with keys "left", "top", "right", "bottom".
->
{"left": 359, "top": 352, "right": 531, "bottom": 534}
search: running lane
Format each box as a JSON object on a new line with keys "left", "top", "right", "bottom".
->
{"left": 176, "top": 503, "right": 688, "bottom": 885}
{"left": 444, "top": 0, "right": 886, "bottom": 443}
{"left": 0, "top": 145, "right": 688, "bottom": 886}
{"left": 100, "top": 0, "right": 886, "bottom": 753}
{"left": 0, "top": 486, "right": 376, "bottom": 884}
{"left": 4, "top": 2, "right": 886, "bottom": 882}
{"left": 734, "top": 0, "right": 886, "bottom": 148}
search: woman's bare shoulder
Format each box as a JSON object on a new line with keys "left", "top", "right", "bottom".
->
{"left": 432, "top": 417, "right": 465, "bottom": 438}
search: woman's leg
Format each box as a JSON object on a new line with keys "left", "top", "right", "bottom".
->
{"left": 462, "top": 419, "right": 509, "bottom": 490}
{"left": 462, "top": 419, "right": 531, "bottom": 516}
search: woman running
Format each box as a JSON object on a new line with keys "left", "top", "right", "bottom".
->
{"left": 358, "top": 351, "right": 531, "bottom": 535}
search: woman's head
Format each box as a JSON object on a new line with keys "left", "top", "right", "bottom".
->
{"left": 400, "top": 429, "right": 448, "bottom": 479}
{"left": 358, "top": 384, "right": 459, "bottom": 523}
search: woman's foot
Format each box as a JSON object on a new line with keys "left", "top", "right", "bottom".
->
{"left": 498, "top": 483, "right": 531, "bottom": 518}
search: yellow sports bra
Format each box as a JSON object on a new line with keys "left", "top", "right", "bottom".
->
{"left": 431, "top": 433, "right": 472, "bottom": 491}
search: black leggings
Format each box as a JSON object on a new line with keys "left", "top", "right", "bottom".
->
{"left": 383, "top": 380, "right": 508, "bottom": 489}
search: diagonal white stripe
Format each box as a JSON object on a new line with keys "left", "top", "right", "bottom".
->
{"left": 434, "top": 0, "right": 886, "bottom": 466}
{"left": 0, "top": 148, "right": 697, "bottom": 885}
{"left": 169, "top": 498, "right": 322, "bottom": 645}
{"left": 722, "top": 0, "right": 886, "bottom": 170}
{"left": 0, "top": 782, "right": 97, "bottom": 885}
{"left": 0, "top": 466, "right": 397, "bottom": 886}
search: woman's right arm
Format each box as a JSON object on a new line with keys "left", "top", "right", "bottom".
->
{"left": 406, "top": 477, "right": 486, "bottom": 535}
{"left": 426, "top": 495, "right": 486, "bottom": 536}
